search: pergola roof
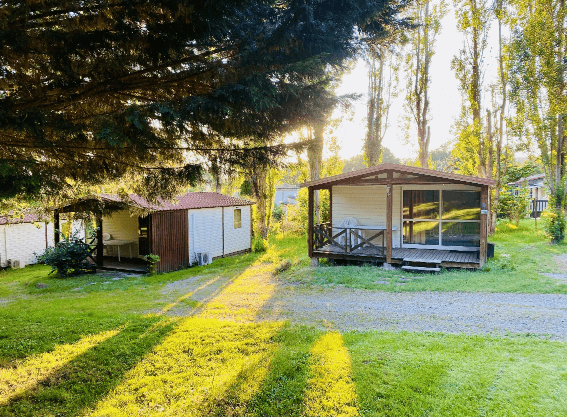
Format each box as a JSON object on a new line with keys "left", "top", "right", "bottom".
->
{"left": 300, "top": 163, "right": 496, "bottom": 189}
{"left": 56, "top": 192, "right": 254, "bottom": 214}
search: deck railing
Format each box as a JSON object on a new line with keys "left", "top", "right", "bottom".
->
{"left": 312, "top": 223, "right": 385, "bottom": 255}
{"left": 529, "top": 199, "right": 548, "bottom": 218}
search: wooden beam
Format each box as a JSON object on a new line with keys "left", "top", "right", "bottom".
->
{"left": 96, "top": 215, "right": 103, "bottom": 268}
{"left": 308, "top": 186, "right": 314, "bottom": 258}
{"left": 386, "top": 173, "right": 393, "bottom": 264}
{"left": 54, "top": 210, "right": 60, "bottom": 245}
{"left": 480, "top": 185, "right": 488, "bottom": 267}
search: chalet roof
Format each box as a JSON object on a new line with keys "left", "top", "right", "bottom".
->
{"left": 56, "top": 192, "right": 254, "bottom": 213}
{"left": 509, "top": 173, "right": 546, "bottom": 187}
{"left": 300, "top": 163, "right": 496, "bottom": 189}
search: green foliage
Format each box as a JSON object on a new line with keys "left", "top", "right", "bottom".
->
{"left": 272, "top": 204, "right": 284, "bottom": 222}
{"left": 0, "top": 0, "right": 408, "bottom": 201}
{"left": 36, "top": 231, "right": 93, "bottom": 277}
{"left": 542, "top": 206, "right": 566, "bottom": 245}
{"left": 497, "top": 182, "right": 530, "bottom": 225}
{"left": 144, "top": 254, "right": 161, "bottom": 276}
{"left": 240, "top": 180, "right": 253, "bottom": 198}
{"left": 252, "top": 236, "right": 268, "bottom": 253}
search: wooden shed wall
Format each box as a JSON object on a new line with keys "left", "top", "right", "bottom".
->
{"left": 151, "top": 210, "right": 189, "bottom": 274}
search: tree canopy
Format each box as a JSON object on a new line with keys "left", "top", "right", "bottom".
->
{"left": 0, "top": 0, "right": 408, "bottom": 202}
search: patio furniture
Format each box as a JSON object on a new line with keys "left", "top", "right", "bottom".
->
{"left": 103, "top": 239, "right": 136, "bottom": 261}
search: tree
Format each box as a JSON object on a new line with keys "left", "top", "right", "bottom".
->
{"left": 0, "top": 0, "right": 408, "bottom": 202}
{"left": 402, "top": 0, "right": 448, "bottom": 168}
{"left": 508, "top": 0, "right": 566, "bottom": 242}
{"left": 451, "top": 0, "right": 492, "bottom": 177}
{"left": 365, "top": 44, "right": 399, "bottom": 166}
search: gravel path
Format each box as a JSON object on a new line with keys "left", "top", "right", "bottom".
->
{"left": 258, "top": 288, "right": 567, "bottom": 339}
{"left": 161, "top": 273, "right": 567, "bottom": 340}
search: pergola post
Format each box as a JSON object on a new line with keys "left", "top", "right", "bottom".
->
{"left": 96, "top": 214, "right": 103, "bottom": 267}
{"left": 386, "top": 172, "right": 393, "bottom": 264}
{"left": 54, "top": 210, "right": 60, "bottom": 245}
{"left": 308, "top": 186, "right": 314, "bottom": 258}
{"left": 480, "top": 185, "right": 488, "bottom": 267}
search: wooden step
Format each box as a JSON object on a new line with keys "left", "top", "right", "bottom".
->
{"left": 401, "top": 265, "right": 441, "bottom": 273}
{"left": 403, "top": 258, "right": 442, "bottom": 265}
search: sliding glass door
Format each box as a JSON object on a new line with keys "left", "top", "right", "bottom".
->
{"left": 403, "top": 189, "right": 481, "bottom": 249}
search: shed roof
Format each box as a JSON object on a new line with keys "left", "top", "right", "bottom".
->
{"left": 56, "top": 192, "right": 254, "bottom": 214}
{"left": 300, "top": 163, "right": 496, "bottom": 189}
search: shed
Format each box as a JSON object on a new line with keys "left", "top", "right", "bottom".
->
{"left": 54, "top": 192, "right": 254, "bottom": 274}
{"left": 301, "top": 163, "right": 496, "bottom": 270}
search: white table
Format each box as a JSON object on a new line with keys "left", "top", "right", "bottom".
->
{"left": 103, "top": 240, "right": 136, "bottom": 261}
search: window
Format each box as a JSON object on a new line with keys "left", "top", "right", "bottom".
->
{"left": 403, "top": 189, "right": 481, "bottom": 248}
{"left": 234, "top": 208, "right": 242, "bottom": 229}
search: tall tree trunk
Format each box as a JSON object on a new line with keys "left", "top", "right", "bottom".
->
{"left": 366, "top": 53, "right": 385, "bottom": 166}
{"left": 491, "top": 2, "right": 506, "bottom": 235}
{"left": 251, "top": 164, "right": 269, "bottom": 239}
{"left": 471, "top": 0, "right": 485, "bottom": 177}
{"left": 418, "top": 0, "right": 431, "bottom": 168}
{"left": 308, "top": 124, "right": 324, "bottom": 223}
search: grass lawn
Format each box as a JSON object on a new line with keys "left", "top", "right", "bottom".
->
{"left": 1, "top": 227, "right": 566, "bottom": 416}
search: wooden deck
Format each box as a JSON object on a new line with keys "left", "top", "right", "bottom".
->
{"left": 313, "top": 244, "right": 479, "bottom": 267}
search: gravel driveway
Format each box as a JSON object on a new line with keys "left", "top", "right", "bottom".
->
{"left": 162, "top": 276, "right": 567, "bottom": 340}
{"left": 258, "top": 288, "right": 567, "bottom": 339}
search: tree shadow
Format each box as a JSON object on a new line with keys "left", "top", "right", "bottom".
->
{"left": 233, "top": 324, "right": 321, "bottom": 417}
{"left": 0, "top": 316, "right": 177, "bottom": 417}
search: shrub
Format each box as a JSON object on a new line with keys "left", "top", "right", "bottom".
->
{"left": 497, "top": 183, "right": 529, "bottom": 225}
{"left": 37, "top": 231, "right": 93, "bottom": 277}
{"left": 252, "top": 236, "right": 268, "bottom": 253}
{"left": 145, "top": 254, "right": 161, "bottom": 276}
{"left": 542, "top": 205, "right": 566, "bottom": 244}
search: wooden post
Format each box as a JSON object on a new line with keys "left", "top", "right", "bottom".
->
{"left": 54, "top": 211, "right": 60, "bottom": 245}
{"left": 386, "top": 173, "right": 393, "bottom": 264}
{"left": 480, "top": 185, "right": 488, "bottom": 267}
{"left": 308, "top": 186, "right": 314, "bottom": 258}
{"left": 329, "top": 186, "right": 333, "bottom": 235}
{"left": 96, "top": 214, "right": 103, "bottom": 268}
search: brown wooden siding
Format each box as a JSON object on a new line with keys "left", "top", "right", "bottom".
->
{"left": 150, "top": 211, "right": 189, "bottom": 274}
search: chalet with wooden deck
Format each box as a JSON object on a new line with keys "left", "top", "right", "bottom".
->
{"left": 301, "top": 163, "right": 496, "bottom": 271}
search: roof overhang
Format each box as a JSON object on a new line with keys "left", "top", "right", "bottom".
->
{"left": 300, "top": 163, "right": 496, "bottom": 190}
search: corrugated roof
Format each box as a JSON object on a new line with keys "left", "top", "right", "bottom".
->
{"left": 300, "top": 163, "right": 496, "bottom": 188}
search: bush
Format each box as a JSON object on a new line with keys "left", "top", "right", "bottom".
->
{"left": 542, "top": 206, "right": 566, "bottom": 244}
{"left": 37, "top": 231, "right": 93, "bottom": 277}
{"left": 252, "top": 236, "right": 268, "bottom": 253}
{"left": 497, "top": 184, "right": 529, "bottom": 225}
{"left": 145, "top": 254, "right": 161, "bottom": 276}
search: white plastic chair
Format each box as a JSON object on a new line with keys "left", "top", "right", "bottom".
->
{"left": 338, "top": 217, "right": 358, "bottom": 247}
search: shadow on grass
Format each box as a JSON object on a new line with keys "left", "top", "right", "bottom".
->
{"left": 239, "top": 325, "right": 320, "bottom": 417}
{"left": 0, "top": 316, "right": 177, "bottom": 417}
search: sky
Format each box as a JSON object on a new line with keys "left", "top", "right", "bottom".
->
{"left": 332, "top": 2, "right": 502, "bottom": 160}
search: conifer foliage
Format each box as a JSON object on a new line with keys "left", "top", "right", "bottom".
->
{"left": 0, "top": 0, "right": 405, "bottom": 201}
